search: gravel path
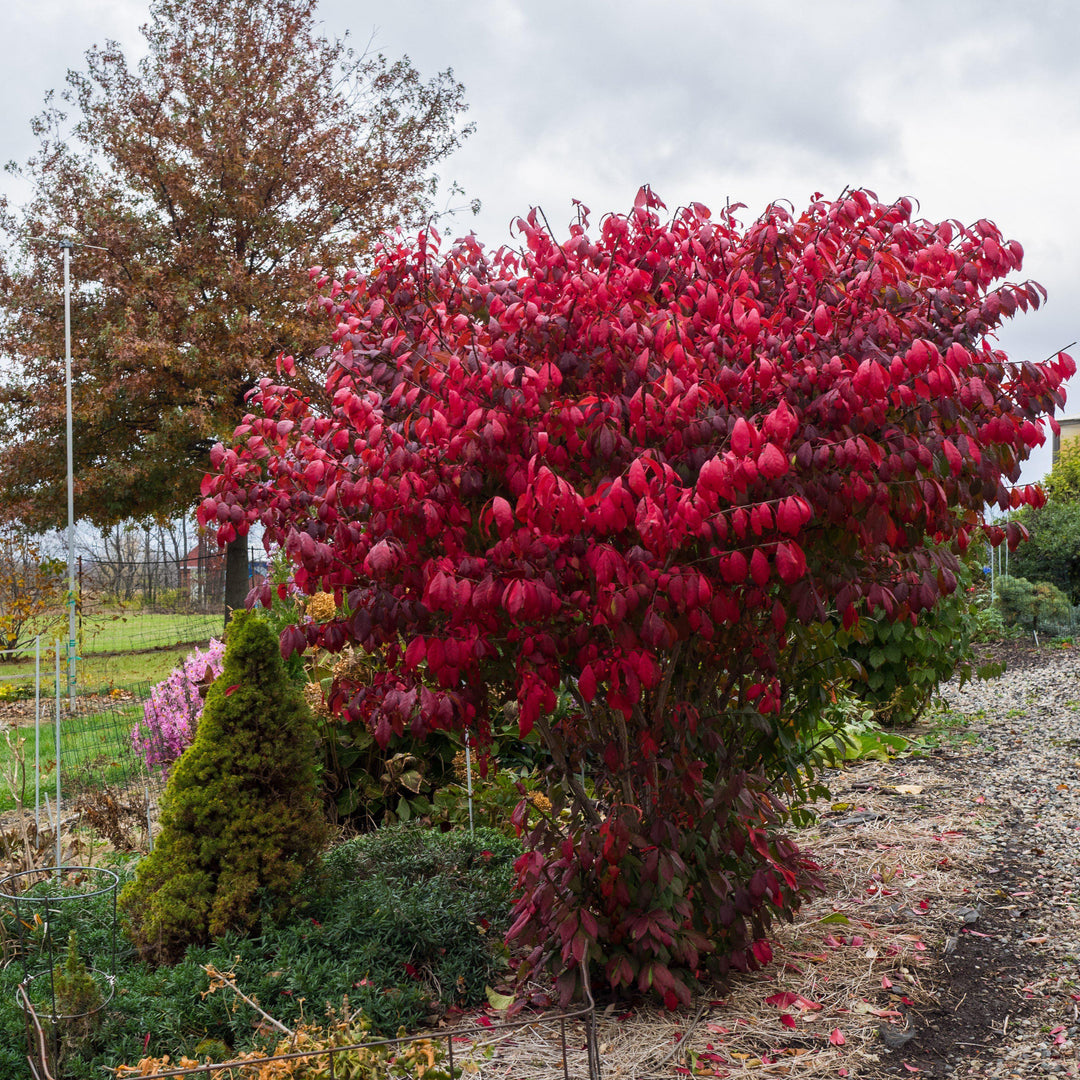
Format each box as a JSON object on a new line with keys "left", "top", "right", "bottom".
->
{"left": 840, "top": 641, "right": 1080, "bottom": 1078}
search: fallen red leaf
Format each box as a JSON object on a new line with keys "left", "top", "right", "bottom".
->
{"left": 765, "top": 991, "right": 821, "bottom": 1012}
{"left": 752, "top": 939, "right": 774, "bottom": 965}
{"left": 829, "top": 1028, "right": 845, "bottom": 1046}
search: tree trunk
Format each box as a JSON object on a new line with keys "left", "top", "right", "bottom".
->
{"left": 224, "top": 537, "right": 249, "bottom": 630}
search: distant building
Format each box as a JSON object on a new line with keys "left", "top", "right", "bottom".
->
{"left": 178, "top": 543, "right": 266, "bottom": 604}
{"left": 1053, "top": 416, "right": 1080, "bottom": 464}
{"left": 179, "top": 542, "right": 225, "bottom": 604}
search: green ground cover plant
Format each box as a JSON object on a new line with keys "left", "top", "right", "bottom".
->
{"left": 0, "top": 826, "right": 520, "bottom": 1078}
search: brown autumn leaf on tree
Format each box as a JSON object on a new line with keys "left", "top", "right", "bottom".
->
{"left": 0, "top": 0, "right": 473, "bottom": 618}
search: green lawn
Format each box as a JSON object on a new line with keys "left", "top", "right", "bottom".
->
{"left": 80, "top": 608, "right": 223, "bottom": 654}
{"left": 2, "top": 642, "right": 199, "bottom": 694}
{"left": 0, "top": 609, "right": 222, "bottom": 814}
{"left": 1, "top": 608, "right": 222, "bottom": 693}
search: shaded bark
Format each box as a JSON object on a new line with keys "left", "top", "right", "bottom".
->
{"left": 223, "top": 537, "right": 248, "bottom": 629}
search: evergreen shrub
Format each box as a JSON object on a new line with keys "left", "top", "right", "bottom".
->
{"left": 119, "top": 611, "right": 328, "bottom": 963}
{"left": 996, "top": 574, "right": 1073, "bottom": 635}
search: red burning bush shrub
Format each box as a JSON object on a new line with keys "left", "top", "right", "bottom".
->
{"left": 200, "top": 188, "right": 1071, "bottom": 1003}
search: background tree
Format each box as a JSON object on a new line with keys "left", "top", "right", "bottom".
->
{"left": 1007, "top": 440, "right": 1080, "bottom": 602}
{"left": 202, "top": 188, "right": 1072, "bottom": 1004}
{"left": 0, "top": 518, "right": 65, "bottom": 656}
{"left": 1005, "top": 501, "right": 1080, "bottom": 603}
{"left": 1041, "top": 439, "right": 1080, "bottom": 503}
{"left": 0, "top": 0, "right": 472, "bottom": 623}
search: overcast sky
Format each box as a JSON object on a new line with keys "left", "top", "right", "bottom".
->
{"left": 3, "top": 0, "right": 1077, "bottom": 486}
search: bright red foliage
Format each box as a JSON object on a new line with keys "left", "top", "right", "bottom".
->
{"left": 200, "top": 188, "right": 1072, "bottom": 1002}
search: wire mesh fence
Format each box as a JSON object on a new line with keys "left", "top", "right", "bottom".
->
{"left": 56, "top": 686, "right": 154, "bottom": 790}
{"left": 78, "top": 543, "right": 267, "bottom": 611}
{"left": 0, "top": 645, "right": 168, "bottom": 852}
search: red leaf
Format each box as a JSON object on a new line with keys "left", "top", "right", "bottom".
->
{"left": 776, "top": 540, "right": 806, "bottom": 584}
{"left": 492, "top": 496, "right": 513, "bottom": 537}
{"left": 280, "top": 624, "right": 306, "bottom": 661}
{"left": 579, "top": 665, "right": 598, "bottom": 703}
{"left": 404, "top": 637, "right": 426, "bottom": 670}
{"left": 721, "top": 551, "right": 748, "bottom": 584}
{"left": 829, "top": 1028, "right": 846, "bottom": 1046}
{"left": 750, "top": 549, "right": 770, "bottom": 586}
{"left": 780, "top": 1013, "right": 796, "bottom": 1029}
{"left": 224, "top": 684, "right": 240, "bottom": 697}
{"left": 751, "top": 939, "right": 773, "bottom": 965}
{"left": 942, "top": 438, "right": 963, "bottom": 476}
{"left": 758, "top": 443, "right": 788, "bottom": 479}
{"left": 731, "top": 417, "right": 752, "bottom": 457}
{"left": 364, "top": 538, "right": 396, "bottom": 575}
{"left": 765, "top": 992, "right": 797, "bottom": 1008}
{"left": 763, "top": 399, "right": 798, "bottom": 446}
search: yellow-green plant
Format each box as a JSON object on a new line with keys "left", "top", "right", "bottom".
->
{"left": 120, "top": 611, "right": 328, "bottom": 962}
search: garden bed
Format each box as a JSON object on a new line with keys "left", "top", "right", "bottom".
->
{"left": 5, "top": 641, "right": 1079, "bottom": 1079}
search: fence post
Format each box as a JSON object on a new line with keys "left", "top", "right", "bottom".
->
{"left": 78, "top": 555, "right": 84, "bottom": 658}
{"left": 54, "top": 642, "right": 61, "bottom": 875}
{"left": 464, "top": 730, "right": 474, "bottom": 838}
{"left": 34, "top": 637, "right": 40, "bottom": 835}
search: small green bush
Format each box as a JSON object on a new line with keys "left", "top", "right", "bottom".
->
{"left": 0, "top": 680, "right": 34, "bottom": 701}
{"left": 119, "top": 611, "right": 328, "bottom": 963}
{"left": 996, "top": 574, "right": 1073, "bottom": 635}
{"left": 841, "top": 583, "right": 985, "bottom": 727}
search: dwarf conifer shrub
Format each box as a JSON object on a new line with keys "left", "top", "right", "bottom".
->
{"left": 120, "top": 611, "right": 328, "bottom": 963}
{"left": 996, "top": 574, "right": 1072, "bottom": 635}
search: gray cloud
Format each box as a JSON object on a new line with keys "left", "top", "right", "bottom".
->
{"left": 2, "top": 0, "right": 1077, "bottom": 475}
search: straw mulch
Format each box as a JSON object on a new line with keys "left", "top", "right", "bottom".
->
{"left": 453, "top": 756, "right": 984, "bottom": 1080}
